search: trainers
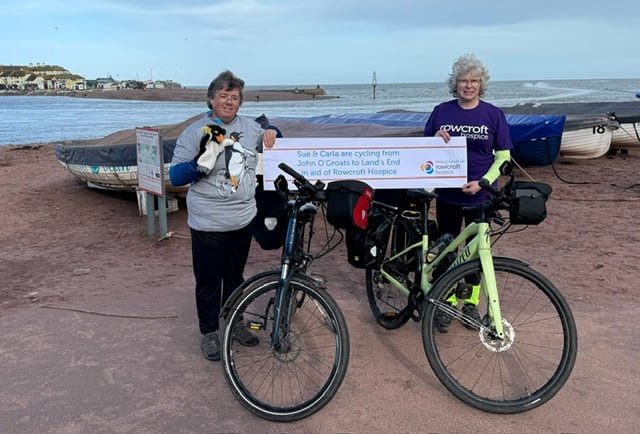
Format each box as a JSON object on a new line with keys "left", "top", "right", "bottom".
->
{"left": 435, "top": 302, "right": 455, "bottom": 333}
{"left": 200, "top": 331, "right": 220, "bottom": 361}
{"left": 462, "top": 304, "right": 482, "bottom": 330}
{"left": 232, "top": 321, "right": 259, "bottom": 346}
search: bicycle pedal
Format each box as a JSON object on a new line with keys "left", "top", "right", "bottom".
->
{"left": 411, "top": 309, "right": 421, "bottom": 322}
{"left": 248, "top": 321, "right": 264, "bottom": 331}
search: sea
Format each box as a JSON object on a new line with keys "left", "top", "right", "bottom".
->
{"left": 1, "top": 78, "right": 638, "bottom": 146}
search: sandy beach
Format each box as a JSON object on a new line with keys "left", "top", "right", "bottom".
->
{"left": 1, "top": 141, "right": 639, "bottom": 432}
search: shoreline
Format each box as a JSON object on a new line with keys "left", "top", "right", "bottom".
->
{"left": 0, "top": 87, "right": 338, "bottom": 103}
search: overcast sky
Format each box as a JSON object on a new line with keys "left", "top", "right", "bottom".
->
{"left": 2, "top": 0, "right": 638, "bottom": 87}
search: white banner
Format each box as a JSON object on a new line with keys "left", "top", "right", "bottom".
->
{"left": 262, "top": 136, "right": 467, "bottom": 190}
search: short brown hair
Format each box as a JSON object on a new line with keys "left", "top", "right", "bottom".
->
{"left": 206, "top": 70, "right": 245, "bottom": 109}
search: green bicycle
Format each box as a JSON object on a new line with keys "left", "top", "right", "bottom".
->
{"left": 361, "top": 163, "right": 577, "bottom": 413}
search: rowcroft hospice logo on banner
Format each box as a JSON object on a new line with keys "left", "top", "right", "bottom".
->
{"left": 262, "top": 137, "right": 468, "bottom": 190}
{"left": 421, "top": 159, "right": 464, "bottom": 176}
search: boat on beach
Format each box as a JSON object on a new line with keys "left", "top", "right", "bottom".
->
{"left": 609, "top": 112, "right": 640, "bottom": 150}
{"left": 272, "top": 112, "right": 567, "bottom": 167}
{"left": 55, "top": 113, "right": 206, "bottom": 196}
{"left": 503, "top": 101, "right": 640, "bottom": 153}
{"left": 558, "top": 114, "right": 616, "bottom": 159}
{"left": 55, "top": 111, "right": 568, "bottom": 193}
{"left": 503, "top": 114, "right": 566, "bottom": 166}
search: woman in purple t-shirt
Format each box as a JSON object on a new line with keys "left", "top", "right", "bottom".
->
{"left": 423, "top": 53, "right": 513, "bottom": 331}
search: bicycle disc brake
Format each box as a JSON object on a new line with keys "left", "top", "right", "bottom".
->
{"left": 480, "top": 318, "right": 514, "bottom": 352}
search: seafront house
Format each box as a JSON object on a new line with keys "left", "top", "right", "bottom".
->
{"left": 0, "top": 63, "right": 85, "bottom": 91}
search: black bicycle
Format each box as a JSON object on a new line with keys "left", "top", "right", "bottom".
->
{"left": 220, "top": 163, "right": 359, "bottom": 422}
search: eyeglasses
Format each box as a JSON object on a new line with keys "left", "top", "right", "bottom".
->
{"left": 215, "top": 93, "right": 240, "bottom": 104}
{"left": 457, "top": 79, "right": 481, "bottom": 86}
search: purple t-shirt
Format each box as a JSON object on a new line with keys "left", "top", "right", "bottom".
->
{"left": 424, "top": 99, "right": 513, "bottom": 205}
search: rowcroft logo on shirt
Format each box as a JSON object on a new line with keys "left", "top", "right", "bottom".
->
{"left": 421, "top": 158, "right": 464, "bottom": 176}
{"left": 440, "top": 123, "right": 489, "bottom": 141}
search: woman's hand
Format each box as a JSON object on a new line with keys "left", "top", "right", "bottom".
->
{"left": 434, "top": 129, "right": 451, "bottom": 143}
{"left": 263, "top": 129, "right": 277, "bottom": 149}
{"left": 461, "top": 180, "right": 482, "bottom": 195}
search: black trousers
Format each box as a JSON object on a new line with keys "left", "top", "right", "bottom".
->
{"left": 433, "top": 199, "right": 483, "bottom": 289}
{"left": 190, "top": 224, "right": 253, "bottom": 335}
{"left": 435, "top": 199, "right": 482, "bottom": 239}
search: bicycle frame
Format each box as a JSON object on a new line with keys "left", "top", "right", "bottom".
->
{"left": 379, "top": 219, "right": 505, "bottom": 338}
{"left": 271, "top": 197, "right": 315, "bottom": 350}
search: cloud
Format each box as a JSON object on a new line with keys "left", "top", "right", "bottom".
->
{"left": 1, "top": 0, "right": 638, "bottom": 85}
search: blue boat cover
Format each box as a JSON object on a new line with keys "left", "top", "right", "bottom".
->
{"left": 56, "top": 112, "right": 566, "bottom": 169}
{"left": 278, "top": 112, "right": 566, "bottom": 166}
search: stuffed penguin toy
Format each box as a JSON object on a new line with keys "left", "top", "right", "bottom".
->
{"left": 196, "top": 124, "right": 227, "bottom": 173}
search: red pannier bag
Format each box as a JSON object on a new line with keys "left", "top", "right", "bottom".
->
{"left": 326, "top": 180, "right": 374, "bottom": 231}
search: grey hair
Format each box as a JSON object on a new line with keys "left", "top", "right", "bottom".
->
{"left": 446, "top": 53, "right": 490, "bottom": 98}
{"left": 206, "top": 70, "right": 245, "bottom": 109}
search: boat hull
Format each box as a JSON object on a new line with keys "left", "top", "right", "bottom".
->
{"left": 55, "top": 113, "right": 205, "bottom": 196}
{"left": 559, "top": 115, "right": 615, "bottom": 159}
{"left": 505, "top": 114, "right": 565, "bottom": 166}
{"left": 611, "top": 116, "right": 640, "bottom": 149}
{"left": 54, "top": 110, "right": 568, "bottom": 195}
{"left": 503, "top": 101, "right": 640, "bottom": 155}
{"left": 56, "top": 159, "right": 189, "bottom": 196}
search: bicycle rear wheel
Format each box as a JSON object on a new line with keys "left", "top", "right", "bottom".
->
{"left": 365, "top": 216, "right": 421, "bottom": 329}
{"left": 221, "top": 274, "right": 350, "bottom": 422}
{"left": 422, "top": 257, "right": 577, "bottom": 413}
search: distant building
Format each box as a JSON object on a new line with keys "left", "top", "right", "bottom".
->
{"left": 0, "top": 63, "right": 182, "bottom": 91}
{"left": 0, "top": 63, "right": 85, "bottom": 90}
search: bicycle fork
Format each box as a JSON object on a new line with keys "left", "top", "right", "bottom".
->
{"left": 430, "top": 223, "right": 506, "bottom": 339}
{"left": 477, "top": 225, "right": 505, "bottom": 339}
{"left": 270, "top": 207, "right": 300, "bottom": 352}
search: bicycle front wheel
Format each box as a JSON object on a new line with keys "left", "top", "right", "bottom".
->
{"left": 422, "top": 257, "right": 578, "bottom": 413}
{"left": 365, "top": 216, "right": 421, "bottom": 329}
{"left": 221, "top": 274, "right": 350, "bottom": 422}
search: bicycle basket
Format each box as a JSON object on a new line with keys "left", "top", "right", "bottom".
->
{"left": 326, "top": 180, "right": 374, "bottom": 231}
{"left": 509, "top": 181, "right": 552, "bottom": 225}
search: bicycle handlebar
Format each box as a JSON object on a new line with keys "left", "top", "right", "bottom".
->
{"left": 477, "top": 177, "right": 515, "bottom": 225}
{"left": 277, "top": 162, "right": 326, "bottom": 198}
{"left": 278, "top": 162, "right": 310, "bottom": 188}
{"left": 478, "top": 178, "right": 498, "bottom": 195}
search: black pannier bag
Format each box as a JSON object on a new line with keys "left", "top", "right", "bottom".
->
{"left": 326, "top": 180, "right": 374, "bottom": 231}
{"left": 345, "top": 208, "right": 391, "bottom": 269}
{"left": 253, "top": 175, "right": 289, "bottom": 250}
{"left": 509, "top": 181, "right": 553, "bottom": 225}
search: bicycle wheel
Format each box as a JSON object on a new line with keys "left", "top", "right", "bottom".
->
{"left": 422, "top": 257, "right": 577, "bottom": 413}
{"left": 365, "top": 216, "right": 421, "bottom": 329}
{"left": 221, "top": 273, "right": 350, "bottom": 422}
